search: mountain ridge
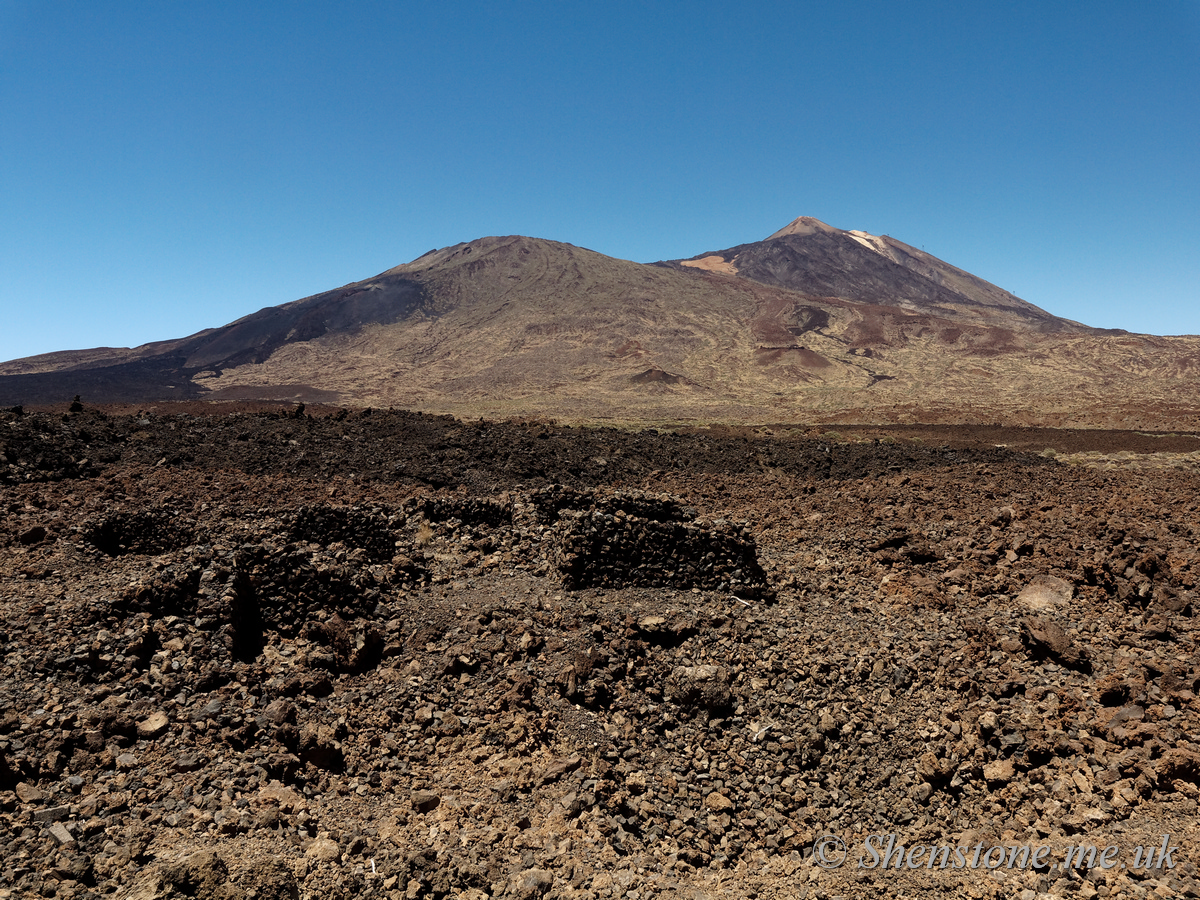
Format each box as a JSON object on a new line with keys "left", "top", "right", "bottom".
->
{"left": 0, "top": 218, "right": 1195, "bottom": 429}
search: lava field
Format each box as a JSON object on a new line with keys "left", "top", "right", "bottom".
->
{"left": 2, "top": 404, "right": 1199, "bottom": 900}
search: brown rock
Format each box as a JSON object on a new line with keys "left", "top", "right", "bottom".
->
{"left": 33, "top": 804, "right": 70, "bottom": 823}
{"left": 704, "top": 791, "right": 733, "bottom": 812}
{"left": 916, "top": 752, "right": 954, "bottom": 786}
{"left": 313, "top": 614, "right": 385, "bottom": 673}
{"left": 1156, "top": 748, "right": 1200, "bottom": 785}
{"left": 257, "top": 780, "right": 304, "bottom": 813}
{"left": 942, "top": 567, "right": 971, "bottom": 586}
{"left": 263, "top": 699, "right": 297, "bottom": 726}
{"left": 305, "top": 835, "right": 341, "bottom": 863}
{"left": 1102, "top": 704, "right": 1146, "bottom": 739}
{"left": 297, "top": 722, "right": 345, "bottom": 771}
{"left": 983, "top": 759, "right": 1014, "bottom": 786}
{"left": 43, "top": 749, "right": 65, "bottom": 775}
{"left": 174, "top": 752, "right": 205, "bottom": 773}
{"left": 1022, "top": 616, "right": 1087, "bottom": 667}
{"left": 411, "top": 790, "right": 441, "bottom": 813}
{"left": 508, "top": 867, "right": 554, "bottom": 899}
{"left": 137, "top": 711, "right": 170, "bottom": 739}
{"left": 537, "top": 755, "right": 581, "bottom": 786}
{"left": 665, "top": 665, "right": 732, "bottom": 710}
{"left": 1017, "top": 574, "right": 1073, "bottom": 612}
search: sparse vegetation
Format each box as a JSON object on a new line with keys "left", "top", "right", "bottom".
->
{"left": 1043, "top": 448, "right": 1200, "bottom": 470}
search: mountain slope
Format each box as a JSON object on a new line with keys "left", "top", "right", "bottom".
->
{"left": 0, "top": 273, "right": 430, "bottom": 402}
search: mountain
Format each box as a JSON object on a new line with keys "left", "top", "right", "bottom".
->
{"left": 663, "top": 216, "right": 1080, "bottom": 331}
{"left": 1, "top": 219, "right": 1198, "bottom": 429}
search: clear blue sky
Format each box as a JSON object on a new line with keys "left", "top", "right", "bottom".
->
{"left": 2, "top": 1, "right": 1198, "bottom": 362}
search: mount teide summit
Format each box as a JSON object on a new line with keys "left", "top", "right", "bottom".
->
{"left": 665, "top": 216, "right": 1075, "bottom": 330}
{"left": 1, "top": 218, "right": 1197, "bottom": 428}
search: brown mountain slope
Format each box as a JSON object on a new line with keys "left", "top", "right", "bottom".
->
{"left": 1, "top": 225, "right": 1199, "bottom": 429}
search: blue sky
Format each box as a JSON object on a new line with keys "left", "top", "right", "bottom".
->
{"left": 2, "top": 1, "right": 1198, "bottom": 362}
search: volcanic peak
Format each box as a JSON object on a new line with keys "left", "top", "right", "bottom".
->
{"left": 765, "top": 215, "right": 846, "bottom": 239}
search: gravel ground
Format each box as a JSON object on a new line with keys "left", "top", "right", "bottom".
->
{"left": 1, "top": 404, "right": 1198, "bottom": 899}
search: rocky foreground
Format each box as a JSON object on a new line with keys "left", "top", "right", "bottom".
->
{"left": 1, "top": 404, "right": 1199, "bottom": 899}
